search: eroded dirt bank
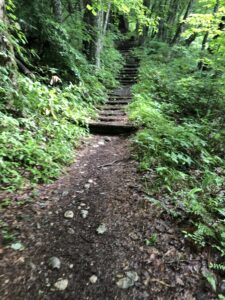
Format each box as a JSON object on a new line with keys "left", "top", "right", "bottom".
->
{"left": 0, "top": 135, "right": 214, "bottom": 299}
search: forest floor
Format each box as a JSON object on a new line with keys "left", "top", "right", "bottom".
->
{"left": 0, "top": 134, "right": 215, "bottom": 300}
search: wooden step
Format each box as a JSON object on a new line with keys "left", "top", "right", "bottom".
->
{"left": 98, "top": 116, "right": 125, "bottom": 122}
{"left": 100, "top": 111, "right": 126, "bottom": 116}
{"left": 107, "top": 100, "right": 130, "bottom": 105}
{"left": 120, "top": 71, "right": 138, "bottom": 74}
{"left": 108, "top": 95, "right": 132, "bottom": 99}
{"left": 104, "top": 105, "right": 125, "bottom": 110}
{"left": 89, "top": 122, "right": 136, "bottom": 135}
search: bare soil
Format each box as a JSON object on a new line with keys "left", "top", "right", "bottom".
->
{"left": 0, "top": 135, "right": 215, "bottom": 299}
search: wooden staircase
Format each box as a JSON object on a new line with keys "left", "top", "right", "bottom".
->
{"left": 88, "top": 45, "right": 138, "bottom": 135}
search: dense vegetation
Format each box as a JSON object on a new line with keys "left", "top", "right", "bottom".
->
{"left": 0, "top": 0, "right": 126, "bottom": 190}
{"left": 1, "top": 0, "right": 225, "bottom": 296}
{"left": 128, "top": 0, "right": 225, "bottom": 295}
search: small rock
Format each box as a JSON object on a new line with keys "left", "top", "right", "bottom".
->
{"left": 116, "top": 277, "right": 134, "bottom": 289}
{"left": 116, "top": 271, "right": 139, "bottom": 289}
{"left": 11, "top": 242, "right": 24, "bottom": 251}
{"left": 84, "top": 184, "right": 90, "bottom": 190}
{"left": 48, "top": 257, "right": 61, "bottom": 269}
{"left": 104, "top": 137, "right": 111, "bottom": 142}
{"left": 89, "top": 275, "right": 98, "bottom": 284}
{"left": 68, "top": 228, "right": 75, "bottom": 234}
{"left": 81, "top": 210, "right": 88, "bottom": 219}
{"left": 88, "top": 179, "right": 94, "bottom": 184}
{"left": 54, "top": 279, "right": 68, "bottom": 291}
{"left": 126, "top": 271, "right": 139, "bottom": 282}
{"left": 64, "top": 210, "right": 74, "bottom": 219}
{"left": 62, "top": 191, "right": 69, "bottom": 197}
{"left": 29, "top": 262, "right": 36, "bottom": 270}
{"left": 96, "top": 224, "right": 107, "bottom": 234}
{"left": 39, "top": 202, "right": 48, "bottom": 209}
{"left": 129, "top": 232, "right": 139, "bottom": 241}
{"left": 98, "top": 141, "right": 105, "bottom": 146}
{"left": 69, "top": 264, "right": 74, "bottom": 269}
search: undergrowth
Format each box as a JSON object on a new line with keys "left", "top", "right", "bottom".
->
{"left": 129, "top": 41, "right": 225, "bottom": 287}
{"left": 0, "top": 4, "right": 123, "bottom": 191}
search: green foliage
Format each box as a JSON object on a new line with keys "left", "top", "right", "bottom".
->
{"left": 0, "top": 68, "right": 106, "bottom": 191}
{"left": 145, "top": 233, "right": 158, "bottom": 246}
{"left": 0, "top": 220, "right": 16, "bottom": 245}
{"left": 129, "top": 41, "right": 225, "bottom": 263}
{"left": 203, "top": 271, "right": 217, "bottom": 292}
{"left": 1, "top": 0, "right": 126, "bottom": 191}
{"left": 97, "top": 31, "right": 124, "bottom": 88}
{"left": 210, "top": 263, "right": 225, "bottom": 273}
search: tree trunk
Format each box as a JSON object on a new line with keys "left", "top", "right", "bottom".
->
{"left": 166, "top": 0, "right": 179, "bottom": 42}
{"left": 201, "top": 0, "right": 219, "bottom": 51}
{"left": 51, "top": 0, "right": 63, "bottom": 23}
{"left": 95, "top": 2, "right": 111, "bottom": 69}
{"left": 0, "top": 0, "right": 4, "bottom": 20}
{"left": 156, "top": 0, "right": 169, "bottom": 41}
{"left": 0, "top": 0, "right": 15, "bottom": 69}
{"left": 0, "top": 0, "right": 17, "bottom": 87}
{"left": 83, "top": 0, "right": 96, "bottom": 61}
{"left": 184, "top": 32, "right": 197, "bottom": 46}
{"left": 95, "top": 9, "right": 104, "bottom": 69}
{"left": 171, "top": 0, "right": 194, "bottom": 45}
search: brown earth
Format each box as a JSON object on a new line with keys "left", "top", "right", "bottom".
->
{"left": 0, "top": 134, "right": 215, "bottom": 299}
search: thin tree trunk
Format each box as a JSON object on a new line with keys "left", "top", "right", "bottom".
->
{"left": 0, "top": 0, "right": 4, "bottom": 20}
{"left": 51, "top": 0, "right": 63, "bottom": 22}
{"left": 0, "top": 0, "right": 17, "bottom": 86}
{"left": 184, "top": 32, "right": 197, "bottom": 46}
{"left": 95, "top": 2, "right": 111, "bottom": 69}
{"left": 82, "top": 0, "right": 95, "bottom": 60}
{"left": 103, "top": 2, "right": 111, "bottom": 34}
{"left": 171, "top": 0, "right": 194, "bottom": 45}
{"left": 166, "top": 0, "right": 179, "bottom": 42}
{"left": 201, "top": 0, "right": 219, "bottom": 51}
{"left": 95, "top": 11, "right": 103, "bottom": 69}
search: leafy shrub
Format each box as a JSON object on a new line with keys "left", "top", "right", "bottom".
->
{"left": 129, "top": 41, "right": 225, "bottom": 258}
{"left": 0, "top": 69, "right": 106, "bottom": 191}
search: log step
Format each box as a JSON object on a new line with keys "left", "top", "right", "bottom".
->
{"left": 107, "top": 100, "right": 130, "bottom": 105}
{"left": 100, "top": 112, "right": 126, "bottom": 117}
{"left": 99, "top": 116, "right": 125, "bottom": 122}
{"left": 89, "top": 122, "right": 136, "bottom": 135}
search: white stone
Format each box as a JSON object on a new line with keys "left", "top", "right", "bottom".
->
{"left": 89, "top": 275, "right": 98, "bottom": 284}
{"left": 48, "top": 257, "right": 61, "bottom": 269}
{"left": 81, "top": 210, "right": 88, "bottom": 219}
{"left": 64, "top": 210, "right": 74, "bottom": 219}
{"left": 96, "top": 224, "right": 107, "bottom": 234}
{"left": 54, "top": 279, "right": 68, "bottom": 290}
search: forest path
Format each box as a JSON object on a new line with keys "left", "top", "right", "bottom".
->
{"left": 89, "top": 45, "right": 138, "bottom": 135}
{"left": 0, "top": 135, "right": 214, "bottom": 299}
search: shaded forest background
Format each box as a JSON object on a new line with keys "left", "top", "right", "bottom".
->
{"left": 1, "top": 0, "right": 225, "bottom": 295}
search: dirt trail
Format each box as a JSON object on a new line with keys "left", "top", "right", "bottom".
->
{"left": 0, "top": 135, "right": 214, "bottom": 299}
